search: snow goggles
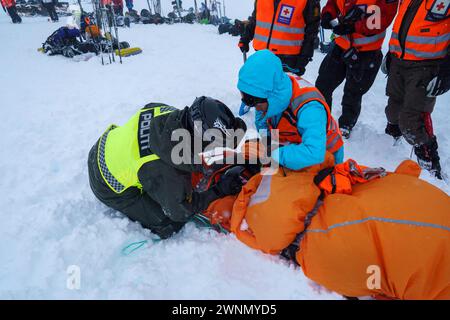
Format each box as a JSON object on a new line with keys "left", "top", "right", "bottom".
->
{"left": 240, "top": 92, "right": 268, "bottom": 108}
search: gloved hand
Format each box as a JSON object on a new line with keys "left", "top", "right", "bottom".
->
{"left": 213, "top": 166, "right": 246, "bottom": 196}
{"left": 295, "top": 65, "right": 306, "bottom": 76}
{"left": 238, "top": 37, "right": 250, "bottom": 53}
{"left": 381, "top": 52, "right": 392, "bottom": 75}
{"left": 343, "top": 5, "right": 366, "bottom": 23}
{"left": 321, "top": 12, "right": 334, "bottom": 29}
{"left": 282, "top": 63, "right": 304, "bottom": 76}
{"left": 241, "top": 139, "right": 267, "bottom": 162}
{"left": 332, "top": 23, "right": 355, "bottom": 35}
{"left": 426, "top": 65, "right": 450, "bottom": 97}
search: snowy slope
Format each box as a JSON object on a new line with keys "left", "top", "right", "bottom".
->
{"left": 0, "top": 0, "right": 448, "bottom": 299}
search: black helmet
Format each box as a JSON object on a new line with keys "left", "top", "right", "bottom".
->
{"left": 189, "top": 96, "right": 247, "bottom": 136}
{"left": 189, "top": 96, "right": 247, "bottom": 150}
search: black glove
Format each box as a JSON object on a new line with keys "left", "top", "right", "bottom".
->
{"left": 343, "top": 5, "right": 366, "bottom": 23}
{"left": 381, "top": 52, "right": 392, "bottom": 75}
{"left": 427, "top": 61, "right": 450, "bottom": 97}
{"left": 295, "top": 65, "right": 306, "bottom": 76}
{"left": 321, "top": 12, "right": 333, "bottom": 29}
{"left": 282, "top": 63, "right": 305, "bottom": 76}
{"left": 332, "top": 23, "right": 355, "bottom": 35}
{"left": 238, "top": 37, "right": 250, "bottom": 53}
{"left": 213, "top": 166, "right": 246, "bottom": 196}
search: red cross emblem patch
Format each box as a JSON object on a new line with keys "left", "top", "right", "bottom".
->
{"left": 277, "top": 4, "right": 295, "bottom": 25}
{"left": 430, "top": 0, "right": 449, "bottom": 17}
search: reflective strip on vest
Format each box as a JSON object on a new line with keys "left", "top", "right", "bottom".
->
{"left": 391, "top": 32, "right": 450, "bottom": 45}
{"left": 289, "top": 90, "right": 325, "bottom": 112}
{"left": 327, "top": 131, "right": 342, "bottom": 152}
{"left": 390, "top": 32, "right": 450, "bottom": 59}
{"left": 256, "top": 20, "right": 305, "bottom": 34}
{"left": 249, "top": 175, "right": 273, "bottom": 207}
{"left": 254, "top": 33, "right": 304, "bottom": 47}
{"left": 97, "top": 125, "right": 125, "bottom": 193}
{"left": 342, "top": 31, "right": 386, "bottom": 46}
{"left": 99, "top": 106, "right": 173, "bottom": 194}
{"left": 389, "top": 44, "right": 448, "bottom": 59}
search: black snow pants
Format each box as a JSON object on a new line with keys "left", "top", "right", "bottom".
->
{"left": 87, "top": 142, "right": 184, "bottom": 239}
{"left": 315, "top": 43, "right": 383, "bottom": 130}
{"left": 43, "top": 1, "right": 59, "bottom": 22}
{"left": 385, "top": 56, "right": 440, "bottom": 146}
{"left": 7, "top": 5, "right": 22, "bottom": 23}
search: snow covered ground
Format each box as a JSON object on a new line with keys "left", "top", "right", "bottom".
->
{"left": 0, "top": 0, "right": 448, "bottom": 299}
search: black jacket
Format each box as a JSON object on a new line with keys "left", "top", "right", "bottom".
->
{"left": 137, "top": 105, "right": 221, "bottom": 223}
{"left": 88, "top": 104, "right": 223, "bottom": 230}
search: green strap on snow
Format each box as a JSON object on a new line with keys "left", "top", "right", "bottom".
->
{"left": 121, "top": 238, "right": 162, "bottom": 256}
{"left": 121, "top": 215, "right": 229, "bottom": 256}
{"left": 192, "top": 214, "right": 230, "bottom": 234}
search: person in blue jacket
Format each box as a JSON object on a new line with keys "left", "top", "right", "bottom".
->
{"left": 238, "top": 50, "right": 344, "bottom": 170}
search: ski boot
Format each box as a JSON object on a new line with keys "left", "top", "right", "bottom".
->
{"left": 124, "top": 16, "right": 130, "bottom": 27}
{"left": 385, "top": 122, "right": 402, "bottom": 144}
{"left": 8, "top": 6, "right": 22, "bottom": 23}
{"left": 340, "top": 126, "right": 352, "bottom": 139}
{"left": 414, "top": 136, "right": 443, "bottom": 180}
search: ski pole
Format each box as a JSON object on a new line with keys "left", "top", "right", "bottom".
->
{"left": 93, "top": 0, "right": 107, "bottom": 64}
{"left": 194, "top": 0, "right": 198, "bottom": 17}
{"left": 243, "top": 51, "right": 247, "bottom": 63}
{"left": 146, "top": 0, "right": 152, "bottom": 15}
{"left": 100, "top": 4, "right": 113, "bottom": 63}
{"left": 80, "top": 0, "right": 102, "bottom": 65}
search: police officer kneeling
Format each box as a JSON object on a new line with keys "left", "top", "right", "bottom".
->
{"left": 88, "top": 97, "right": 247, "bottom": 239}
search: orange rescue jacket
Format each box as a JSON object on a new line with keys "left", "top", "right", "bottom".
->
{"left": 334, "top": 0, "right": 388, "bottom": 51}
{"left": 389, "top": 0, "right": 450, "bottom": 60}
{"left": 253, "top": 0, "right": 307, "bottom": 55}
{"left": 225, "top": 160, "right": 450, "bottom": 299}
{"left": 267, "top": 75, "right": 344, "bottom": 154}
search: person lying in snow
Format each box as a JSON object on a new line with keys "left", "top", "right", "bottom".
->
{"left": 200, "top": 155, "right": 450, "bottom": 300}
{"left": 237, "top": 50, "right": 345, "bottom": 171}
{"left": 41, "top": 25, "right": 130, "bottom": 58}
{"left": 88, "top": 97, "right": 252, "bottom": 240}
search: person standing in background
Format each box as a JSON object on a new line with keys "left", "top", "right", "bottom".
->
{"left": 238, "top": 0, "right": 321, "bottom": 76}
{"left": 315, "top": 0, "right": 398, "bottom": 138}
{"left": 41, "top": 0, "right": 59, "bottom": 22}
{"left": 383, "top": 0, "right": 449, "bottom": 180}
{"left": 1, "top": 0, "right": 22, "bottom": 23}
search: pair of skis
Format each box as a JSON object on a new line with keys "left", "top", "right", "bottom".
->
{"left": 145, "top": 0, "right": 161, "bottom": 16}
{"left": 79, "top": 0, "right": 122, "bottom": 65}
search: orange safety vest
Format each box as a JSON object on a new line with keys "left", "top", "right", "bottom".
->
{"left": 253, "top": 0, "right": 307, "bottom": 55}
{"left": 389, "top": 0, "right": 450, "bottom": 60}
{"left": 334, "top": 0, "right": 387, "bottom": 51}
{"left": 268, "top": 76, "right": 344, "bottom": 154}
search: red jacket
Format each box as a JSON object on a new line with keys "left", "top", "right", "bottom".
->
{"left": 1, "top": 0, "right": 16, "bottom": 9}
{"left": 322, "top": 0, "right": 398, "bottom": 36}
{"left": 112, "top": 0, "right": 123, "bottom": 7}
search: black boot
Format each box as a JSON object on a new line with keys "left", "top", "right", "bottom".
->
{"left": 414, "top": 136, "right": 443, "bottom": 180}
{"left": 7, "top": 6, "right": 22, "bottom": 24}
{"left": 385, "top": 122, "right": 402, "bottom": 139}
{"left": 340, "top": 126, "right": 352, "bottom": 139}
